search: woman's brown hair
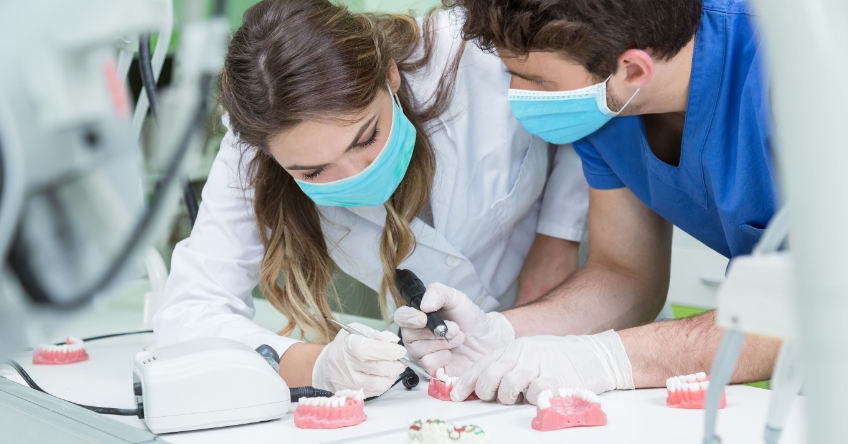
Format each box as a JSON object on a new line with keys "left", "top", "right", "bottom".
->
{"left": 219, "top": 0, "right": 463, "bottom": 343}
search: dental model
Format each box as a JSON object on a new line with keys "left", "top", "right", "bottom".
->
{"left": 428, "top": 368, "right": 478, "bottom": 401}
{"left": 666, "top": 372, "right": 726, "bottom": 409}
{"left": 293, "top": 389, "right": 367, "bottom": 429}
{"left": 32, "top": 337, "right": 89, "bottom": 365}
{"left": 531, "top": 387, "right": 607, "bottom": 431}
{"left": 407, "top": 419, "right": 490, "bottom": 444}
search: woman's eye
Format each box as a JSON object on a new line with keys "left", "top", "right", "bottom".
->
{"left": 354, "top": 128, "right": 380, "bottom": 149}
{"left": 302, "top": 167, "right": 324, "bottom": 180}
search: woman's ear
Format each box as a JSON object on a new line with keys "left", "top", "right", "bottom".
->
{"left": 387, "top": 60, "right": 402, "bottom": 93}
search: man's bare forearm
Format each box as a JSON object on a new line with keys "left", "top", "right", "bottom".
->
{"left": 504, "top": 259, "right": 667, "bottom": 337}
{"left": 618, "top": 310, "right": 781, "bottom": 387}
{"left": 516, "top": 235, "right": 580, "bottom": 306}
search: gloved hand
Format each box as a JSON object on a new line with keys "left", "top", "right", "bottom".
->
{"left": 312, "top": 323, "right": 407, "bottom": 398}
{"left": 450, "top": 331, "right": 634, "bottom": 404}
{"left": 393, "top": 283, "right": 515, "bottom": 376}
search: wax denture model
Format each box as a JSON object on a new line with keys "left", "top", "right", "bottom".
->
{"left": 293, "top": 389, "right": 366, "bottom": 429}
{"left": 531, "top": 387, "right": 607, "bottom": 431}
{"left": 407, "top": 419, "right": 490, "bottom": 444}
{"left": 33, "top": 337, "right": 89, "bottom": 365}
{"left": 428, "top": 368, "right": 478, "bottom": 401}
{"left": 666, "top": 372, "right": 726, "bottom": 409}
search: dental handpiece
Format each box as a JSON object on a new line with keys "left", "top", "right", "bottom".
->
{"left": 395, "top": 269, "right": 448, "bottom": 341}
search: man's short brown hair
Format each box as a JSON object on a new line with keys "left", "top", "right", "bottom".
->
{"left": 447, "top": 0, "right": 702, "bottom": 79}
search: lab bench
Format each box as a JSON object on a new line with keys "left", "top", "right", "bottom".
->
{"left": 3, "top": 332, "right": 806, "bottom": 443}
{"left": 1, "top": 278, "right": 806, "bottom": 443}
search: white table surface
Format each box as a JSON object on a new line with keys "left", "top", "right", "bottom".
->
{"left": 8, "top": 332, "right": 807, "bottom": 444}
{"left": 3, "top": 279, "right": 808, "bottom": 443}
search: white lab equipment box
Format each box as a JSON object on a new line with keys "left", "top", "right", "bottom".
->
{"left": 133, "top": 337, "right": 290, "bottom": 434}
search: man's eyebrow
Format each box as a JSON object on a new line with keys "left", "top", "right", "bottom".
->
{"left": 285, "top": 115, "right": 377, "bottom": 171}
{"left": 505, "top": 69, "right": 549, "bottom": 83}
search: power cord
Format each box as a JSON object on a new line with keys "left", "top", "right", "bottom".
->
{"left": 3, "top": 359, "right": 140, "bottom": 417}
{"left": 52, "top": 330, "right": 153, "bottom": 346}
{"left": 139, "top": 33, "right": 199, "bottom": 227}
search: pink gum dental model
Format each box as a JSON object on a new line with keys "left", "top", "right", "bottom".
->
{"left": 293, "top": 389, "right": 367, "bottom": 429}
{"left": 428, "top": 368, "right": 478, "bottom": 402}
{"left": 666, "top": 372, "right": 726, "bottom": 409}
{"left": 531, "top": 387, "right": 607, "bottom": 431}
{"left": 33, "top": 337, "right": 89, "bottom": 365}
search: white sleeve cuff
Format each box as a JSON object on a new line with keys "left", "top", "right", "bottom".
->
{"left": 536, "top": 221, "right": 586, "bottom": 242}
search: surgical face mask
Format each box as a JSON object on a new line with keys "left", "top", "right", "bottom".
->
{"left": 295, "top": 84, "right": 416, "bottom": 207}
{"left": 508, "top": 75, "right": 639, "bottom": 144}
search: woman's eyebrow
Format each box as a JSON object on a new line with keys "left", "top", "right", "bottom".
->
{"left": 286, "top": 115, "right": 377, "bottom": 170}
{"left": 344, "top": 115, "right": 377, "bottom": 152}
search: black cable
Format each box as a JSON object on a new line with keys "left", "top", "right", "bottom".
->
{"left": 364, "top": 367, "right": 419, "bottom": 402}
{"left": 9, "top": 74, "right": 214, "bottom": 310}
{"left": 289, "top": 386, "right": 334, "bottom": 400}
{"left": 140, "top": 34, "right": 200, "bottom": 227}
{"left": 138, "top": 34, "right": 159, "bottom": 121}
{"left": 182, "top": 181, "right": 199, "bottom": 226}
{"left": 52, "top": 330, "right": 153, "bottom": 346}
{"left": 3, "top": 359, "right": 140, "bottom": 416}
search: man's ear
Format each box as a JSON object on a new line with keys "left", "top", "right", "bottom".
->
{"left": 616, "top": 49, "right": 654, "bottom": 89}
{"left": 387, "top": 60, "right": 402, "bottom": 93}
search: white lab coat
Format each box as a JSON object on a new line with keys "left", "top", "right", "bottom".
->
{"left": 154, "top": 10, "right": 589, "bottom": 357}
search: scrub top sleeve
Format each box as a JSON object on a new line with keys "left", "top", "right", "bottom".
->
{"left": 537, "top": 143, "right": 588, "bottom": 242}
{"left": 153, "top": 121, "right": 299, "bottom": 358}
{"left": 572, "top": 138, "right": 626, "bottom": 190}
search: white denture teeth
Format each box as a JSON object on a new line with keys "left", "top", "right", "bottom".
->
{"left": 667, "top": 374, "right": 709, "bottom": 392}
{"left": 337, "top": 396, "right": 346, "bottom": 405}
{"left": 334, "top": 389, "right": 364, "bottom": 401}
{"left": 36, "top": 337, "right": 84, "bottom": 354}
{"left": 559, "top": 387, "right": 599, "bottom": 403}
{"left": 434, "top": 367, "right": 454, "bottom": 385}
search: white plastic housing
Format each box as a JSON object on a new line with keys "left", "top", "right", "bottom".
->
{"left": 716, "top": 252, "right": 798, "bottom": 340}
{"left": 133, "top": 337, "right": 290, "bottom": 434}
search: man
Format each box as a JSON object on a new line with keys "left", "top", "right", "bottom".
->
{"left": 394, "top": 0, "right": 781, "bottom": 405}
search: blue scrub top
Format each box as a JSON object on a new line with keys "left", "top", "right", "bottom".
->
{"left": 572, "top": 0, "right": 776, "bottom": 258}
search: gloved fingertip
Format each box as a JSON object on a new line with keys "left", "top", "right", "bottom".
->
{"left": 450, "top": 383, "right": 470, "bottom": 402}
{"left": 418, "top": 350, "right": 451, "bottom": 373}
{"left": 393, "top": 307, "right": 427, "bottom": 327}
{"left": 419, "top": 283, "right": 450, "bottom": 312}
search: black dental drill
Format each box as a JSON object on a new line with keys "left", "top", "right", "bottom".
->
{"left": 395, "top": 269, "right": 448, "bottom": 340}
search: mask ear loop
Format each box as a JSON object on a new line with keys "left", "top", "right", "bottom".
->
{"left": 387, "top": 81, "right": 403, "bottom": 112}
{"left": 602, "top": 74, "right": 640, "bottom": 116}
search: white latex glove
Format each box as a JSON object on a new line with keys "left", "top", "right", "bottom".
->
{"left": 393, "top": 283, "right": 515, "bottom": 376}
{"left": 450, "top": 331, "right": 634, "bottom": 404}
{"left": 312, "top": 323, "right": 407, "bottom": 398}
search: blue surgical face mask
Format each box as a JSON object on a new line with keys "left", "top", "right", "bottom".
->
{"left": 508, "top": 75, "right": 639, "bottom": 144}
{"left": 295, "top": 84, "right": 416, "bottom": 207}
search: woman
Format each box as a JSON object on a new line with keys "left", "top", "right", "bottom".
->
{"left": 154, "top": 0, "right": 588, "bottom": 397}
